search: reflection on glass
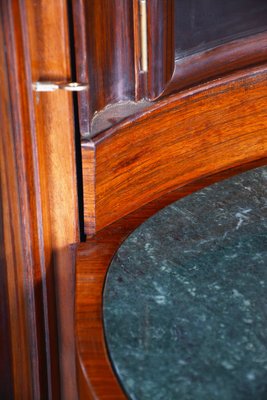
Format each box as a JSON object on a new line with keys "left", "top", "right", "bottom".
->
{"left": 175, "top": 0, "right": 267, "bottom": 59}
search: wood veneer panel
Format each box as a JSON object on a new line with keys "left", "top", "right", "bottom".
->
{"left": 25, "top": 0, "right": 79, "bottom": 398}
{"left": 0, "top": 1, "right": 49, "bottom": 397}
{"left": 76, "top": 158, "right": 267, "bottom": 399}
{"left": 83, "top": 66, "right": 267, "bottom": 235}
{"left": 0, "top": 181, "right": 13, "bottom": 399}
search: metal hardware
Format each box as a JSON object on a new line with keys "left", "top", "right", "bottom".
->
{"left": 32, "top": 81, "right": 88, "bottom": 92}
{"left": 140, "top": 0, "right": 148, "bottom": 72}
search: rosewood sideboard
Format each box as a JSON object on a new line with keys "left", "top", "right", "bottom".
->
{"left": 1, "top": 1, "right": 267, "bottom": 399}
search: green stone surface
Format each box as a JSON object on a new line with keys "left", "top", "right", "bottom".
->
{"left": 103, "top": 166, "right": 267, "bottom": 400}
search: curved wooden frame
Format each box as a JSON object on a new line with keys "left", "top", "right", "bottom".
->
{"left": 160, "top": 31, "right": 267, "bottom": 99}
{"left": 145, "top": 1, "right": 267, "bottom": 100}
{"left": 76, "top": 158, "right": 267, "bottom": 400}
{"left": 82, "top": 65, "right": 267, "bottom": 235}
{"left": 76, "top": 65, "right": 267, "bottom": 399}
{"left": 72, "top": 0, "right": 267, "bottom": 135}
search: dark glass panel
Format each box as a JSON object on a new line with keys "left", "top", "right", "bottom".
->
{"left": 175, "top": 0, "right": 267, "bottom": 59}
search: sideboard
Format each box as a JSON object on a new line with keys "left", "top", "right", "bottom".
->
{"left": 0, "top": 1, "right": 267, "bottom": 399}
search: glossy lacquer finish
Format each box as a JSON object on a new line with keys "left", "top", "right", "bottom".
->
{"left": 1, "top": 0, "right": 79, "bottom": 398}
{"left": 72, "top": 0, "right": 267, "bottom": 127}
{"left": 73, "top": 0, "right": 138, "bottom": 136}
{"left": 82, "top": 66, "right": 267, "bottom": 236}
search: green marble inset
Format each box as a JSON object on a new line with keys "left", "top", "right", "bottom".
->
{"left": 103, "top": 166, "right": 267, "bottom": 400}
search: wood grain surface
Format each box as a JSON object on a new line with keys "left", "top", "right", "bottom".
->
{"left": 1, "top": 1, "right": 51, "bottom": 397}
{"left": 25, "top": 0, "right": 79, "bottom": 398}
{"left": 82, "top": 65, "right": 267, "bottom": 235}
{"left": 1, "top": 0, "right": 80, "bottom": 398}
{"left": 76, "top": 158, "right": 267, "bottom": 399}
{"left": 71, "top": 0, "right": 267, "bottom": 129}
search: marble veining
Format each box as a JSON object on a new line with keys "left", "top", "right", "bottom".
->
{"left": 103, "top": 166, "right": 267, "bottom": 400}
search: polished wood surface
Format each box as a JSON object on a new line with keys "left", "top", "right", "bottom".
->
{"left": 0, "top": 2, "right": 50, "bottom": 397}
{"left": 147, "top": 0, "right": 174, "bottom": 99}
{"left": 76, "top": 158, "right": 267, "bottom": 399}
{"left": 82, "top": 65, "right": 267, "bottom": 235}
{"left": 1, "top": 1, "right": 267, "bottom": 398}
{"left": 26, "top": 0, "right": 79, "bottom": 398}
{"left": 163, "top": 31, "right": 267, "bottom": 98}
{"left": 73, "top": 0, "right": 136, "bottom": 136}
{"left": 0, "top": 180, "right": 13, "bottom": 399}
{"left": 71, "top": 0, "right": 267, "bottom": 128}
{"left": 1, "top": 0, "right": 79, "bottom": 398}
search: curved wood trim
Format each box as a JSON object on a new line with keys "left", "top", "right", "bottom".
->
{"left": 146, "top": 2, "right": 267, "bottom": 101}
{"left": 147, "top": 0, "right": 175, "bottom": 99}
{"left": 82, "top": 65, "right": 267, "bottom": 235}
{"left": 159, "top": 31, "right": 267, "bottom": 99}
{"left": 76, "top": 158, "right": 267, "bottom": 399}
{"left": 72, "top": 0, "right": 136, "bottom": 136}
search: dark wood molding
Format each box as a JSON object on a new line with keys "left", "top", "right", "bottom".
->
{"left": 72, "top": 0, "right": 137, "bottom": 137}
{"left": 76, "top": 157, "right": 267, "bottom": 399}
{"left": 147, "top": 0, "right": 175, "bottom": 99}
{"left": 162, "top": 31, "right": 267, "bottom": 99}
{"left": 71, "top": 0, "right": 267, "bottom": 133}
{"left": 82, "top": 65, "right": 267, "bottom": 235}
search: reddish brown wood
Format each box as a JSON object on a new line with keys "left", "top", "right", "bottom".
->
{"left": 0, "top": 223, "right": 14, "bottom": 399}
{"left": 0, "top": 1, "right": 51, "bottom": 397}
{"left": 76, "top": 158, "right": 267, "bottom": 399}
{"left": 1, "top": 0, "right": 79, "bottom": 398}
{"left": 82, "top": 65, "right": 267, "bottom": 235}
{"left": 2, "top": 2, "right": 267, "bottom": 398}
{"left": 72, "top": 0, "right": 267, "bottom": 130}
{"left": 72, "top": 0, "right": 136, "bottom": 136}
{"left": 25, "top": 0, "right": 79, "bottom": 398}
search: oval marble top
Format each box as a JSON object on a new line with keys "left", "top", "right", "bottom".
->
{"left": 103, "top": 166, "right": 267, "bottom": 400}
